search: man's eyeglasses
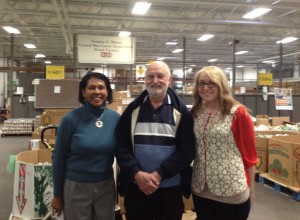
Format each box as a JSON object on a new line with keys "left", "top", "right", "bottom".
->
{"left": 197, "top": 81, "right": 217, "bottom": 89}
{"left": 145, "top": 74, "right": 166, "bottom": 81}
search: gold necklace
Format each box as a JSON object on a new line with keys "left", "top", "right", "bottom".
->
{"left": 86, "top": 109, "right": 104, "bottom": 128}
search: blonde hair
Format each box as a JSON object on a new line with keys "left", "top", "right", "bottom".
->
{"left": 190, "top": 66, "right": 241, "bottom": 117}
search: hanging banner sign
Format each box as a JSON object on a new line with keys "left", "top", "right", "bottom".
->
{"left": 274, "top": 88, "right": 293, "bottom": 110}
{"left": 46, "top": 66, "right": 65, "bottom": 79}
{"left": 258, "top": 73, "right": 272, "bottom": 86}
{"left": 77, "top": 34, "right": 135, "bottom": 64}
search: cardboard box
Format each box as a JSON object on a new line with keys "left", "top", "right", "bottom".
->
{"left": 41, "top": 109, "right": 72, "bottom": 126}
{"left": 256, "top": 115, "right": 269, "bottom": 126}
{"left": 272, "top": 117, "right": 290, "bottom": 126}
{"left": 115, "top": 91, "right": 130, "bottom": 99}
{"left": 268, "top": 135, "right": 300, "bottom": 187}
{"left": 32, "top": 126, "right": 56, "bottom": 141}
{"left": 255, "top": 131, "right": 299, "bottom": 173}
{"left": 12, "top": 149, "right": 53, "bottom": 219}
{"left": 28, "top": 139, "right": 55, "bottom": 151}
{"left": 255, "top": 139, "right": 268, "bottom": 172}
{"left": 183, "top": 195, "right": 194, "bottom": 211}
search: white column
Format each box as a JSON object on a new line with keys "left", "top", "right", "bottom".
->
{"left": 0, "top": 45, "right": 6, "bottom": 107}
{"left": 293, "top": 63, "right": 299, "bottom": 78}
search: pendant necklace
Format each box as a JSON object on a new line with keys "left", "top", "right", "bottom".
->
{"left": 86, "top": 109, "right": 104, "bottom": 128}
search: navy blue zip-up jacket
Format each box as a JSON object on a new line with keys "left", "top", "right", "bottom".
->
{"left": 116, "top": 88, "right": 195, "bottom": 198}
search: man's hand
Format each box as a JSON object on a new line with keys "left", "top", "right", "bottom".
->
{"left": 134, "top": 171, "right": 161, "bottom": 195}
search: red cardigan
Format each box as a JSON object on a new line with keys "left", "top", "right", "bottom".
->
{"left": 231, "top": 106, "right": 258, "bottom": 186}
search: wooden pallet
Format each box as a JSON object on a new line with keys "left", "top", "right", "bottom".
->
{"left": 258, "top": 173, "right": 300, "bottom": 201}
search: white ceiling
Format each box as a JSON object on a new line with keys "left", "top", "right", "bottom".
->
{"left": 0, "top": 0, "right": 299, "bottom": 70}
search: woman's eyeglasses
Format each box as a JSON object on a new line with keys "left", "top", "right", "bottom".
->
{"left": 197, "top": 81, "right": 217, "bottom": 89}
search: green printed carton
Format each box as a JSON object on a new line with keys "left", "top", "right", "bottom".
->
{"left": 268, "top": 135, "right": 300, "bottom": 188}
{"left": 12, "top": 149, "right": 53, "bottom": 219}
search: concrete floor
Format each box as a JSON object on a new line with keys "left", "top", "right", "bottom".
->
{"left": 1, "top": 130, "right": 300, "bottom": 220}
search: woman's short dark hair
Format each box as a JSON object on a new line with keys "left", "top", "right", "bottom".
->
{"left": 78, "top": 71, "right": 113, "bottom": 104}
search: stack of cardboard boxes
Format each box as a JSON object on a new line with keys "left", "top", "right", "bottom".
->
{"left": 11, "top": 109, "right": 71, "bottom": 219}
{"left": 29, "top": 109, "right": 72, "bottom": 151}
{"left": 108, "top": 90, "right": 134, "bottom": 114}
{"left": 254, "top": 115, "right": 300, "bottom": 190}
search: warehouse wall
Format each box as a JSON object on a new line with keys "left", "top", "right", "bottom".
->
{"left": 235, "top": 94, "right": 300, "bottom": 123}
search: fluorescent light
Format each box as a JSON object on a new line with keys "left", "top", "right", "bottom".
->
{"left": 243, "top": 8, "right": 272, "bottom": 19}
{"left": 157, "top": 57, "right": 165, "bottom": 61}
{"left": 24, "top": 44, "right": 36, "bottom": 49}
{"left": 172, "top": 49, "right": 184, "bottom": 53}
{"left": 263, "top": 60, "right": 276, "bottom": 64}
{"left": 166, "top": 42, "right": 178, "bottom": 45}
{"left": 35, "top": 54, "right": 45, "bottom": 58}
{"left": 272, "top": 0, "right": 281, "bottom": 5}
{"left": 3, "top": 26, "right": 20, "bottom": 34}
{"left": 190, "top": 64, "right": 196, "bottom": 67}
{"left": 236, "top": 65, "right": 245, "bottom": 68}
{"left": 45, "top": 60, "right": 51, "bottom": 64}
{"left": 132, "top": 2, "right": 151, "bottom": 15}
{"left": 208, "top": 59, "right": 218, "bottom": 62}
{"left": 276, "top": 37, "right": 298, "bottom": 44}
{"left": 235, "top": 51, "right": 249, "bottom": 55}
{"left": 197, "top": 34, "right": 214, "bottom": 41}
{"left": 118, "top": 31, "right": 131, "bottom": 37}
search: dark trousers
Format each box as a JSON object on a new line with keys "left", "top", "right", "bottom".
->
{"left": 193, "top": 195, "right": 250, "bottom": 220}
{"left": 124, "top": 182, "right": 184, "bottom": 220}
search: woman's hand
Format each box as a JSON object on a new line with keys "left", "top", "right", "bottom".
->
{"left": 51, "top": 196, "right": 64, "bottom": 216}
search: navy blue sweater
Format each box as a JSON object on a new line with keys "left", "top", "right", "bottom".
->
{"left": 52, "top": 103, "right": 120, "bottom": 197}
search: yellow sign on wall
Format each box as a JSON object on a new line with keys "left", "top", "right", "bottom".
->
{"left": 258, "top": 73, "right": 272, "bottom": 86}
{"left": 136, "top": 65, "right": 146, "bottom": 78}
{"left": 46, "top": 66, "right": 65, "bottom": 79}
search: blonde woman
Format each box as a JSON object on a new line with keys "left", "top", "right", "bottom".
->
{"left": 190, "top": 66, "right": 257, "bottom": 220}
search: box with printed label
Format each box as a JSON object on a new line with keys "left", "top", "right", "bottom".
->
{"left": 268, "top": 135, "right": 300, "bottom": 187}
{"left": 255, "top": 130, "right": 299, "bottom": 173}
{"left": 12, "top": 149, "right": 53, "bottom": 219}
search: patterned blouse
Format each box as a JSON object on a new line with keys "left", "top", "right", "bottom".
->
{"left": 192, "top": 105, "right": 257, "bottom": 201}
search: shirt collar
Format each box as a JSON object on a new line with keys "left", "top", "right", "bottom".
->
{"left": 143, "top": 94, "right": 171, "bottom": 105}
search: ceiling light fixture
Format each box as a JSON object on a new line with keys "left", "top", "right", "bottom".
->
{"left": 272, "top": 0, "right": 281, "bottom": 5}
{"left": 197, "top": 34, "right": 214, "bottom": 41}
{"left": 208, "top": 59, "right": 218, "bottom": 62}
{"left": 262, "top": 60, "right": 276, "bottom": 64}
{"left": 157, "top": 57, "right": 165, "bottom": 61}
{"left": 276, "top": 37, "right": 298, "bottom": 44}
{"left": 172, "top": 49, "right": 184, "bottom": 53}
{"left": 165, "top": 42, "right": 178, "bottom": 45}
{"left": 44, "top": 60, "right": 51, "bottom": 64}
{"left": 35, "top": 54, "right": 45, "bottom": 58}
{"left": 132, "top": 2, "right": 152, "bottom": 15}
{"left": 118, "top": 31, "right": 131, "bottom": 37}
{"left": 243, "top": 8, "right": 272, "bottom": 19}
{"left": 24, "top": 44, "right": 36, "bottom": 49}
{"left": 235, "top": 51, "right": 249, "bottom": 55}
{"left": 3, "top": 26, "right": 20, "bottom": 34}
